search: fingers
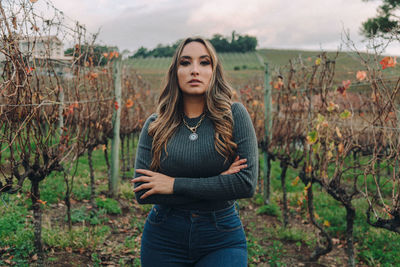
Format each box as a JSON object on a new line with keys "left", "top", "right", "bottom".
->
{"left": 133, "top": 181, "right": 153, "bottom": 192}
{"left": 140, "top": 188, "right": 156, "bottom": 199}
{"left": 131, "top": 176, "right": 150, "bottom": 184}
{"left": 135, "top": 169, "right": 156, "bottom": 176}
{"left": 231, "top": 158, "right": 247, "bottom": 167}
{"left": 230, "top": 165, "right": 248, "bottom": 173}
{"left": 221, "top": 162, "right": 248, "bottom": 175}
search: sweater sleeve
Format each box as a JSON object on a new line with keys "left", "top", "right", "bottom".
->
{"left": 133, "top": 114, "right": 200, "bottom": 205}
{"left": 173, "top": 102, "right": 259, "bottom": 200}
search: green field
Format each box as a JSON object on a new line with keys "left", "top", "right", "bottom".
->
{"left": 126, "top": 48, "right": 399, "bottom": 91}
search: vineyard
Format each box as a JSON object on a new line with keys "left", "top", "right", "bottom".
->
{"left": 1, "top": 0, "right": 400, "bottom": 266}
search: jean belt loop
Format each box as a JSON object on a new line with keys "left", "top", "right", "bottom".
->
{"left": 234, "top": 201, "right": 240, "bottom": 216}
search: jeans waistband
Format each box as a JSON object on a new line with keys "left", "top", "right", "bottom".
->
{"left": 155, "top": 203, "right": 238, "bottom": 219}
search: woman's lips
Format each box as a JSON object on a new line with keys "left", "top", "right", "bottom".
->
{"left": 188, "top": 79, "right": 202, "bottom": 84}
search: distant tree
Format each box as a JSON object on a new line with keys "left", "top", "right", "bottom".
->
{"left": 133, "top": 46, "right": 148, "bottom": 58}
{"left": 209, "top": 31, "right": 257, "bottom": 53}
{"left": 361, "top": 0, "right": 400, "bottom": 38}
{"left": 131, "top": 40, "right": 181, "bottom": 58}
{"left": 234, "top": 35, "right": 258, "bottom": 52}
{"left": 209, "top": 34, "right": 231, "bottom": 52}
{"left": 132, "top": 32, "right": 258, "bottom": 58}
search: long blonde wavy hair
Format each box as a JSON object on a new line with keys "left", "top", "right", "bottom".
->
{"left": 148, "top": 37, "right": 237, "bottom": 171}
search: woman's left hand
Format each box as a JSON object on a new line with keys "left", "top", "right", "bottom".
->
{"left": 132, "top": 169, "right": 175, "bottom": 199}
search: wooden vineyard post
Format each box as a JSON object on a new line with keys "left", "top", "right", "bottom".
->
{"left": 110, "top": 56, "right": 122, "bottom": 198}
{"left": 396, "top": 104, "right": 400, "bottom": 183}
{"left": 58, "top": 86, "right": 64, "bottom": 135}
{"left": 263, "top": 62, "right": 272, "bottom": 204}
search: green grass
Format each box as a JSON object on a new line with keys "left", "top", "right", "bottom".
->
{"left": 1, "top": 143, "right": 399, "bottom": 265}
{"left": 256, "top": 202, "right": 281, "bottom": 217}
{"left": 43, "top": 225, "right": 111, "bottom": 250}
{"left": 0, "top": 197, "right": 34, "bottom": 266}
{"left": 95, "top": 197, "right": 121, "bottom": 215}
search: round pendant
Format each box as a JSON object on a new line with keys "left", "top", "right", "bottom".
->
{"left": 189, "top": 132, "right": 198, "bottom": 141}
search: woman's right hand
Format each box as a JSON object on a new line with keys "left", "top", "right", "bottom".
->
{"left": 221, "top": 156, "right": 247, "bottom": 175}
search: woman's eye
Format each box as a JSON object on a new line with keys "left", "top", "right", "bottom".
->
{"left": 180, "top": 61, "right": 190, "bottom": 66}
{"left": 201, "top": 61, "right": 211, "bottom": 66}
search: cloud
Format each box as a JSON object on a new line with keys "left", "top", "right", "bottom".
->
{"left": 43, "top": 0, "right": 399, "bottom": 54}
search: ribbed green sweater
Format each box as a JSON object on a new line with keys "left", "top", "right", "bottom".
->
{"left": 133, "top": 102, "right": 258, "bottom": 211}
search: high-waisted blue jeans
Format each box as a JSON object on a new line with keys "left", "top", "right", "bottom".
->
{"left": 140, "top": 204, "right": 247, "bottom": 267}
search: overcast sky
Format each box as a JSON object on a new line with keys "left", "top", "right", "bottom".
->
{"left": 40, "top": 0, "right": 400, "bottom": 55}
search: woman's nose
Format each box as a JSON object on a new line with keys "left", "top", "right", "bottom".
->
{"left": 191, "top": 63, "right": 199, "bottom": 75}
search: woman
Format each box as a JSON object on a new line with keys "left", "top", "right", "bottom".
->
{"left": 132, "top": 37, "right": 258, "bottom": 266}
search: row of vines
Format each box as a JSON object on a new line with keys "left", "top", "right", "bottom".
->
{"left": 239, "top": 43, "right": 399, "bottom": 265}
{"left": 0, "top": 0, "right": 155, "bottom": 264}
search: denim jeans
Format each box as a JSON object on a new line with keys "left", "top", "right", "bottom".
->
{"left": 141, "top": 204, "right": 247, "bottom": 267}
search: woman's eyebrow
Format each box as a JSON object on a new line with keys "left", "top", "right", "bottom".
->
{"left": 180, "top": 55, "right": 210, "bottom": 59}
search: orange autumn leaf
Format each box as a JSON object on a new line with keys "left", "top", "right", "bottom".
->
{"left": 37, "top": 199, "right": 47, "bottom": 205}
{"left": 327, "top": 101, "right": 339, "bottom": 112}
{"left": 297, "top": 198, "right": 303, "bottom": 206}
{"left": 380, "top": 56, "right": 397, "bottom": 70}
{"left": 304, "top": 182, "right": 312, "bottom": 190}
{"left": 323, "top": 220, "right": 331, "bottom": 227}
{"left": 342, "top": 80, "right": 351, "bottom": 89}
{"left": 273, "top": 79, "right": 284, "bottom": 90}
{"left": 338, "top": 143, "right": 344, "bottom": 154}
{"left": 305, "top": 165, "right": 312, "bottom": 173}
{"left": 114, "top": 101, "right": 119, "bottom": 110}
{"left": 356, "top": 70, "right": 367, "bottom": 81}
{"left": 291, "top": 176, "right": 300, "bottom": 186}
{"left": 335, "top": 127, "right": 343, "bottom": 139}
{"left": 30, "top": 0, "right": 38, "bottom": 3}
{"left": 125, "top": 99, "right": 134, "bottom": 108}
{"left": 87, "top": 72, "right": 98, "bottom": 80}
{"left": 25, "top": 67, "right": 34, "bottom": 74}
{"left": 66, "top": 102, "right": 78, "bottom": 116}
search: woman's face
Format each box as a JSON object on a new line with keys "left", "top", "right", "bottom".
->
{"left": 177, "top": 41, "right": 213, "bottom": 97}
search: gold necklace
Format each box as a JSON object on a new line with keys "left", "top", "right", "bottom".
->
{"left": 182, "top": 113, "right": 206, "bottom": 141}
